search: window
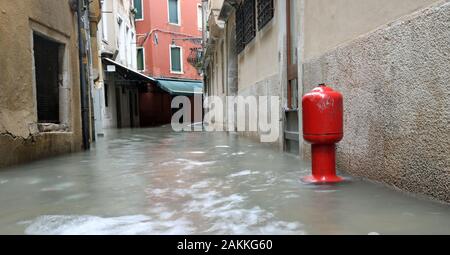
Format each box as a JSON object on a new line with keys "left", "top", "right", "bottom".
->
{"left": 104, "top": 84, "right": 109, "bottom": 107}
{"left": 170, "top": 45, "right": 183, "bottom": 73}
{"left": 235, "top": 3, "right": 245, "bottom": 54}
{"left": 117, "top": 18, "right": 122, "bottom": 53}
{"left": 168, "top": 0, "right": 180, "bottom": 25}
{"left": 101, "top": 0, "right": 108, "bottom": 41}
{"left": 126, "top": 26, "right": 131, "bottom": 66}
{"left": 221, "top": 41, "right": 225, "bottom": 93}
{"left": 137, "top": 48, "right": 145, "bottom": 71}
{"left": 33, "top": 33, "right": 62, "bottom": 124}
{"left": 197, "top": 4, "right": 203, "bottom": 30}
{"left": 258, "top": 0, "right": 274, "bottom": 30}
{"left": 236, "top": 0, "right": 256, "bottom": 54}
{"left": 134, "top": 0, "right": 143, "bottom": 20}
{"left": 243, "top": 0, "right": 256, "bottom": 44}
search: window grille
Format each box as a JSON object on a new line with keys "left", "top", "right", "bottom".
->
{"left": 243, "top": 0, "right": 256, "bottom": 44}
{"left": 257, "top": 0, "right": 274, "bottom": 30}
{"left": 235, "top": 3, "right": 245, "bottom": 54}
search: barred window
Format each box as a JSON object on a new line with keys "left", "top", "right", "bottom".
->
{"left": 243, "top": 0, "right": 256, "bottom": 44}
{"left": 236, "top": 0, "right": 268, "bottom": 54}
{"left": 257, "top": 0, "right": 274, "bottom": 30}
{"left": 235, "top": 3, "right": 245, "bottom": 54}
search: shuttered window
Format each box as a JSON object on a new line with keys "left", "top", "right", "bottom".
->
{"left": 134, "top": 0, "right": 143, "bottom": 20}
{"left": 137, "top": 48, "right": 144, "bottom": 71}
{"left": 168, "top": 0, "right": 179, "bottom": 24}
{"left": 170, "top": 46, "right": 182, "bottom": 73}
{"left": 258, "top": 0, "right": 274, "bottom": 30}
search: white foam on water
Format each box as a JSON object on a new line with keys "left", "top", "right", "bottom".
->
{"left": 40, "top": 182, "right": 75, "bottom": 192}
{"left": 314, "top": 190, "right": 339, "bottom": 194}
{"left": 162, "top": 159, "right": 216, "bottom": 171}
{"left": 183, "top": 190, "right": 304, "bottom": 235}
{"left": 189, "top": 151, "right": 206, "bottom": 154}
{"left": 25, "top": 215, "right": 194, "bottom": 235}
{"left": 285, "top": 194, "right": 300, "bottom": 199}
{"left": 229, "top": 170, "right": 260, "bottom": 178}
{"left": 231, "top": 152, "right": 246, "bottom": 156}
{"left": 176, "top": 159, "right": 217, "bottom": 170}
{"left": 64, "top": 193, "right": 90, "bottom": 201}
{"left": 0, "top": 179, "right": 9, "bottom": 184}
{"left": 146, "top": 188, "right": 169, "bottom": 196}
{"left": 26, "top": 178, "right": 42, "bottom": 185}
{"left": 190, "top": 180, "right": 210, "bottom": 189}
{"left": 17, "top": 220, "right": 33, "bottom": 226}
{"left": 173, "top": 189, "right": 193, "bottom": 197}
{"left": 215, "top": 145, "right": 230, "bottom": 148}
{"left": 250, "top": 189, "right": 268, "bottom": 193}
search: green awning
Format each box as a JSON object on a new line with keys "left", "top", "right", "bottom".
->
{"left": 156, "top": 79, "right": 203, "bottom": 96}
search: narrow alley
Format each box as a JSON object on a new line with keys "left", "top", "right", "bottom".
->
{"left": 0, "top": 127, "right": 449, "bottom": 235}
{"left": 1, "top": 0, "right": 449, "bottom": 240}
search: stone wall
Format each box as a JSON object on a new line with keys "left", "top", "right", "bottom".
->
{"left": 237, "top": 74, "right": 283, "bottom": 148}
{"left": 0, "top": 0, "right": 83, "bottom": 168}
{"left": 302, "top": 1, "right": 450, "bottom": 202}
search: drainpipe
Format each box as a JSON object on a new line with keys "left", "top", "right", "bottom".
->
{"left": 77, "top": 0, "right": 90, "bottom": 150}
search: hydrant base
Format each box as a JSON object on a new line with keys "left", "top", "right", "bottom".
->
{"left": 301, "top": 175, "right": 344, "bottom": 184}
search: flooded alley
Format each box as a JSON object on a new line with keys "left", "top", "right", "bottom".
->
{"left": 0, "top": 127, "right": 449, "bottom": 235}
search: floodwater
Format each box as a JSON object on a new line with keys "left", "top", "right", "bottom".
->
{"left": 0, "top": 127, "right": 449, "bottom": 235}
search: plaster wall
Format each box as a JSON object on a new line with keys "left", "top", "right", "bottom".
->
{"left": 0, "top": 0, "right": 83, "bottom": 168}
{"left": 302, "top": 1, "right": 450, "bottom": 202}
{"left": 303, "top": 0, "right": 439, "bottom": 60}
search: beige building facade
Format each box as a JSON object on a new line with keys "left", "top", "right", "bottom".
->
{"left": 0, "top": 0, "right": 102, "bottom": 168}
{"left": 96, "top": 0, "right": 141, "bottom": 131}
{"left": 203, "top": 0, "right": 450, "bottom": 202}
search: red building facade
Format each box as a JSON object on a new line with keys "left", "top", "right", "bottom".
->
{"left": 134, "top": 0, "right": 203, "bottom": 80}
{"left": 134, "top": 0, "right": 203, "bottom": 127}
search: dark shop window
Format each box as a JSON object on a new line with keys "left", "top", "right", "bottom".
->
{"left": 258, "top": 0, "right": 274, "bottom": 30}
{"left": 33, "top": 33, "right": 61, "bottom": 124}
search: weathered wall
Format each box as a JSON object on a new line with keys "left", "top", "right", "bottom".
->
{"left": 233, "top": 0, "right": 286, "bottom": 147}
{"left": 302, "top": 1, "right": 450, "bottom": 202}
{"left": 237, "top": 74, "right": 283, "bottom": 147}
{"left": 303, "top": 0, "right": 439, "bottom": 60}
{"left": 0, "top": 0, "right": 83, "bottom": 168}
{"left": 237, "top": 0, "right": 281, "bottom": 91}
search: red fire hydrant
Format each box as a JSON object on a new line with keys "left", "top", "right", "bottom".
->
{"left": 302, "top": 84, "right": 344, "bottom": 184}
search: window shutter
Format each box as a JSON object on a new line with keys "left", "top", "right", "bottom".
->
{"left": 171, "top": 47, "right": 182, "bottom": 72}
{"left": 168, "top": 0, "right": 179, "bottom": 24}
{"left": 137, "top": 48, "right": 144, "bottom": 71}
{"left": 134, "top": 0, "right": 143, "bottom": 20}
